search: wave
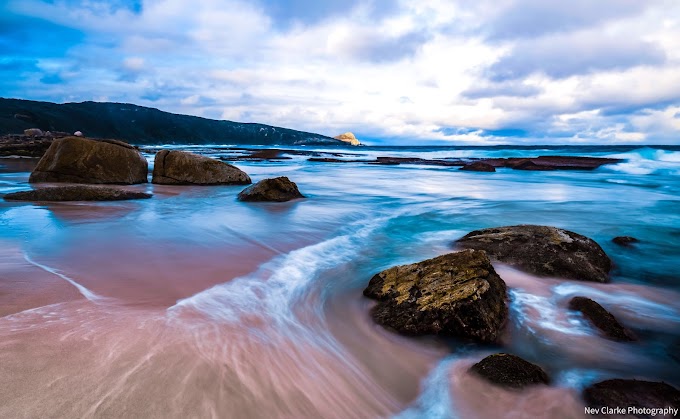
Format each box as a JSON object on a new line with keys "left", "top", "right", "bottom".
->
{"left": 603, "top": 147, "right": 680, "bottom": 175}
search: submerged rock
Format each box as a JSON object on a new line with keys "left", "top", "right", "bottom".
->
{"left": 583, "top": 379, "right": 680, "bottom": 413}
{"left": 152, "top": 150, "right": 251, "bottom": 185}
{"left": 460, "top": 162, "right": 496, "bottom": 172}
{"left": 237, "top": 176, "right": 304, "bottom": 202}
{"left": 455, "top": 225, "right": 611, "bottom": 282}
{"left": 469, "top": 353, "right": 550, "bottom": 389}
{"left": 4, "top": 185, "right": 151, "bottom": 201}
{"left": 363, "top": 249, "right": 507, "bottom": 343}
{"left": 569, "top": 297, "right": 636, "bottom": 341}
{"left": 29, "top": 136, "right": 148, "bottom": 184}
{"left": 613, "top": 236, "right": 640, "bottom": 247}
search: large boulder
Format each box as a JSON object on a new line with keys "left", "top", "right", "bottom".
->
{"left": 469, "top": 353, "right": 550, "bottom": 389}
{"left": 455, "top": 225, "right": 611, "bottom": 282}
{"left": 4, "top": 185, "right": 151, "bottom": 201}
{"left": 152, "top": 150, "right": 251, "bottom": 185}
{"left": 237, "top": 176, "right": 304, "bottom": 202}
{"left": 29, "top": 136, "right": 148, "bottom": 184}
{"left": 569, "top": 297, "right": 636, "bottom": 341}
{"left": 363, "top": 249, "right": 507, "bottom": 343}
{"left": 583, "top": 380, "right": 680, "bottom": 414}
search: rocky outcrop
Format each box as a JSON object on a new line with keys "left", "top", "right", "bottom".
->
{"left": 613, "top": 236, "right": 640, "bottom": 247}
{"left": 334, "top": 132, "right": 361, "bottom": 146}
{"left": 455, "top": 225, "right": 611, "bottom": 282}
{"left": 569, "top": 297, "right": 636, "bottom": 341}
{"left": 152, "top": 150, "right": 251, "bottom": 185}
{"left": 363, "top": 249, "right": 508, "bottom": 343}
{"left": 460, "top": 162, "right": 496, "bottom": 172}
{"left": 29, "top": 136, "right": 148, "bottom": 184}
{"left": 479, "top": 156, "right": 622, "bottom": 171}
{"left": 583, "top": 380, "right": 680, "bottom": 413}
{"left": 237, "top": 177, "right": 304, "bottom": 202}
{"left": 0, "top": 134, "right": 56, "bottom": 157}
{"left": 4, "top": 185, "right": 151, "bottom": 201}
{"left": 23, "top": 128, "right": 43, "bottom": 137}
{"left": 469, "top": 353, "right": 550, "bottom": 389}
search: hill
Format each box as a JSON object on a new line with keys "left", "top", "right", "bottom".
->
{"left": 0, "top": 98, "right": 344, "bottom": 146}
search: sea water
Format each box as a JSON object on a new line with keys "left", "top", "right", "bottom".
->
{"left": 0, "top": 145, "right": 678, "bottom": 418}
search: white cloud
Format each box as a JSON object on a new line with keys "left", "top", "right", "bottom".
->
{"left": 6, "top": 0, "right": 680, "bottom": 144}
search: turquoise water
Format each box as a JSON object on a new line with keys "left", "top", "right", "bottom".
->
{"left": 0, "top": 145, "right": 679, "bottom": 418}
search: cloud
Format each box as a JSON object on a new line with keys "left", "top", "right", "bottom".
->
{"left": 462, "top": 81, "right": 542, "bottom": 99}
{"left": 485, "top": 0, "right": 652, "bottom": 40}
{"left": 2, "top": 0, "right": 680, "bottom": 144}
{"left": 487, "top": 32, "right": 666, "bottom": 80}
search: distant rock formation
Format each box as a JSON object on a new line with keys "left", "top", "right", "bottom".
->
{"left": 23, "top": 128, "right": 43, "bottom": 137}
{"left": 334, "top": 132, "right": 361, "bottom": 146}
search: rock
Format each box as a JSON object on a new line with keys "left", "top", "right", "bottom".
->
{"left": 460, "top": 162, "right": 496, "bottom": 172}
{"left": 152, "top": 150, "right": 251, "bottom": 185}
{"left": 455, "top": 225, "right": 611, "bottom": 282}
{"left": 237, "top": 176, "right": 304, "bottom": 202}
{"left": 74, "top": 131, "right": 83, "bottom": 137}
{"left": 334, "top": 132, "right": 361, "bottom": 146}
{"left": 363, "top": 249, "right": 508, "bottom": 343}
{"left": 479, "top": 156, "right": 622, "bottom": 171}
{"left": 0, "top": 134, "right": 55, "bottom": 157}
{"left": 510, "top": 159, "right": 556, "bottom": 171}
{"left": 4, "top": 185, "right": 151, "bottom": 201}
{"left": 569, "top": 297, "right": 636, "bottom": 341}
{"left": 23, "top": 128, "right": 44, "bottom": 137}
{"left": 613, "top": 236, "right": 640, "bottom": 247}
{"left": 29, "top": 136, "right": 148, "bottom": 184}
{"left": 469, "top": 353, "right": 550, "bottom": 389}
{"left": 583, "top": 379, "right": 680, "bottom": 414}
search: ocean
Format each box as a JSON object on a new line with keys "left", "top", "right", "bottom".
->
{"left": 1, "top": 145, "right": 679, "bottom": 418}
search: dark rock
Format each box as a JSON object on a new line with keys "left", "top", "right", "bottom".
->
{"left": 460, "top": 162, "right": 496, "bottom": 172}
{"left": 583, "top": 379, "right": 680, "bottom": 415}
{"left": 613, "top": 236, "right": 640, "bottom": 247}
{"left": 29, "top": 136, "right": 148, "bottom": 184}
{"left": 374, "top": 157, "right": 463, "bottom": 166}
{"left": 455, "top": 225, "right": 611, "bottom": 282}
{"left": 474, "top": 156, "right": 621, "bottom": 171}
{"left": 469, "top": 353, "right": 550, "bottom": 389}
{"left": 0, "top": 134, "right": 57, "bottom": 157}
{"left": 363, "top": 249, "right": 508, "bottom": 343}
{"left": 152, "top": 150, "right": 251, "bottom": 185}
{"left": 510, "top": 159, "right": 556, "bottom": 171}
{"left": 4, "top": 185, "right": 151, "bottom": 201}
{"left": 237, "top": 176, "right": 304, "bottom": 202}
{"left": 569, "top": 297, "right": 636, "bottom": 341}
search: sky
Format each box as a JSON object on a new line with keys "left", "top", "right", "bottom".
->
{"left": 1, "top": 0, "right": 680, "bottom": 145}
